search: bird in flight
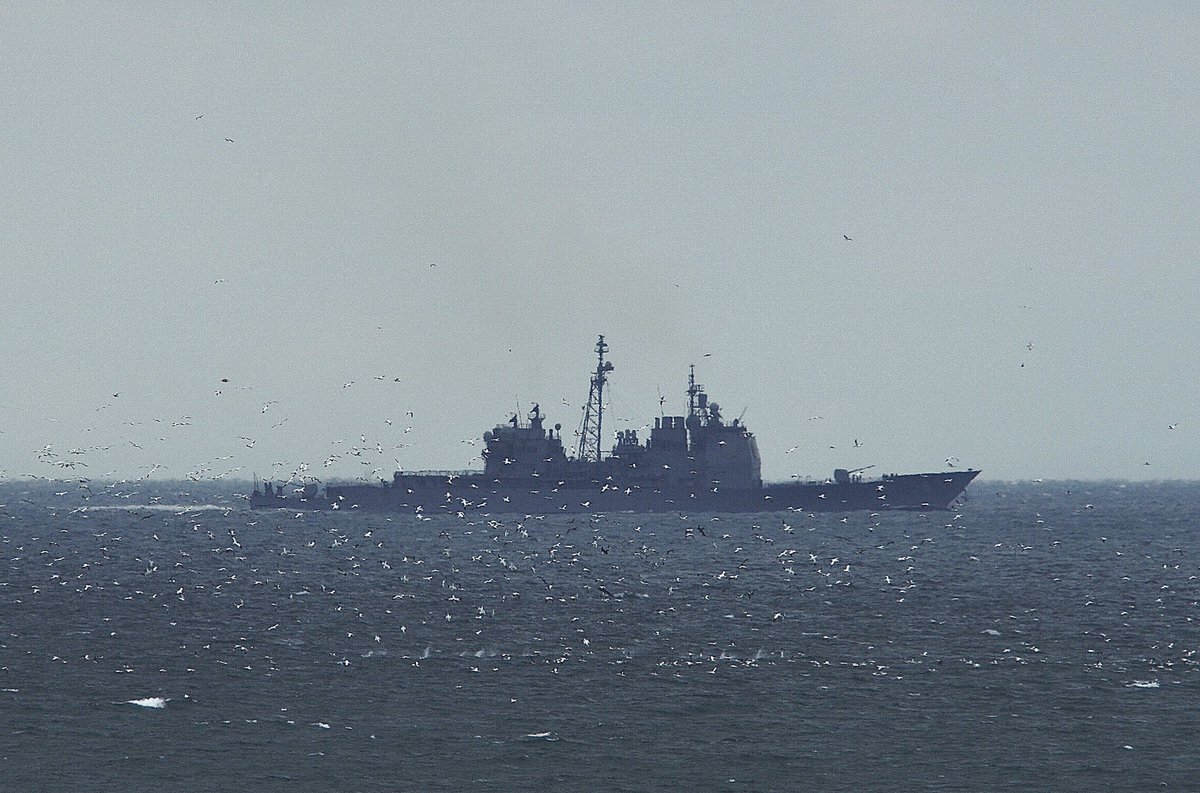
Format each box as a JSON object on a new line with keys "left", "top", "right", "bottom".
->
{"left": 225, "top": 138, "right": 234, "bottom": 143}
{"left": 843, "top": 234, "right": 852, "bottom": 241}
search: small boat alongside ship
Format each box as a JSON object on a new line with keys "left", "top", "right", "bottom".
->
{"left": 250, "top": 336, "right": 978, "bottom": 514}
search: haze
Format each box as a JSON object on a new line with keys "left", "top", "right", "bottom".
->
{"left": 3, "top": 3, "right": 1196, "bottom": 485}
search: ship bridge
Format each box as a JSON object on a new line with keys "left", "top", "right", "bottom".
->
{"left": 599, "top": 367, "right": 762, "bottom": 492}
{"left": 482, "top": 404, "right": 569, "bottom": 479}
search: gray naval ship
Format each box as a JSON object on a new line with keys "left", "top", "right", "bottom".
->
{"left": 250, "top": 336, "right": 978, "bottom": 514}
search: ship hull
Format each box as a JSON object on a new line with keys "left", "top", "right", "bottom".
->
{"left": 249, "top": 470, "right": 979, "bottom": 515}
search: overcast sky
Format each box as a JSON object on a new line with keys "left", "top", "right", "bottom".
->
{"left": 2, "top": 2, "right": 1197, "bottom": 484}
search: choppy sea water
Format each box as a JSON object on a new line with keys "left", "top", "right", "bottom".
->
{"left": 3, "top": 480, "right": 1199, "bottom": 792}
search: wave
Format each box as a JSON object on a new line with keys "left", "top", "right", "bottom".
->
{"left": 82, "top": 504, "right": 231, "bottom": 512}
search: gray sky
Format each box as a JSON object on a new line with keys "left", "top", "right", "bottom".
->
{"left": 2, "top": 2, "right": 1197, "bottom": 484}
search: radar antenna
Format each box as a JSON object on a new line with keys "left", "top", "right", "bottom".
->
{"left": 576, "top": 335, "right": 614, "bottom": 463}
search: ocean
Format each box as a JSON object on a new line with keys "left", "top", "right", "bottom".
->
{"left": 3, "top": 480, "right": 1198, "bottom": 791}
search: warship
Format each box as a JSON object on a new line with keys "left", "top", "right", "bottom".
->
{"left": 250, "top": 336, "right": 978, "bottom": 514}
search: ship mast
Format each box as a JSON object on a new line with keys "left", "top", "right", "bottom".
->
{"left": 687, "top": 364, "right": 707, "bottom": 422}
{"left": 576, "top": 335, "right": 614, "bottom": 463}
{"left": 687, "top": 364, "right": 698, "bottom": 418}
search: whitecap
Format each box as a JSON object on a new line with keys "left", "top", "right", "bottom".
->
{"left": 982, "top": 629, "right": 1001, "bottom": 636}
{"left": 1127, "top": 680, "right": 1160, "bottom": 688}
{"left": 125, "top": 697, "right": 169, "bottom": 709}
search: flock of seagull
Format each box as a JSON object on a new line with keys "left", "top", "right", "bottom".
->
{"left": 2, "top": 476, "right": 1197, "bottom": 727}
